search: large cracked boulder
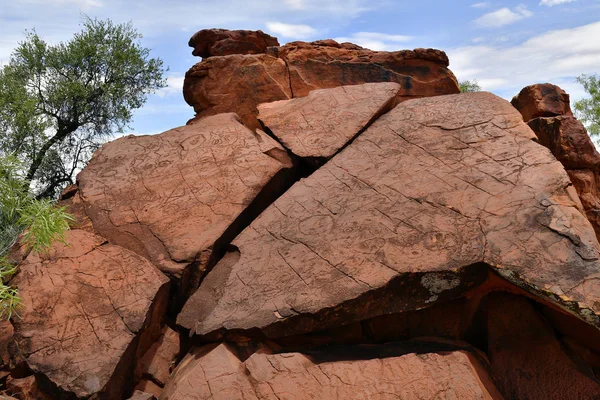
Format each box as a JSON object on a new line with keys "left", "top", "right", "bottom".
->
{"left": 258, "top": 82, "right": 401, "bottom": 164}
{"left": 77, "top": 113, "right": 294, "bottom": 297}
{"left": 183, "top": 29, "right": 459, "bottom": 130}
{"left": 178, "top": 92, "right": 600, "bottom": 339}
{"left": 11, "top": 230, "right": 170, "bottom": 399}
{"left": 160, "top": 343, "right": 501, "bottom": 399}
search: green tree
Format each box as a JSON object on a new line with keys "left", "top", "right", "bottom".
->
{"left": 459, "top": 79, "right": 482, "bottom": 93}
{"left": 575, "top": 74, "right": 600, "bottom": 137}
{"left": 0, "top": 17, "right": 167, "bottom": 198}
{"left": 0, "top": 155, "right": 73, "bottom": 319}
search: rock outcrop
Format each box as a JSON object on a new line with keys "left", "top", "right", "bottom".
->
{"left": 512, "top": 83, "right": 573, "bottom": 121}
{"left": 513, "top": 83, "right": 600, "bottom": 239}
{"left": 4, "top": 29, "right": 600, "bottom": 400}
{"left": 77, "top": 113, "right": 294, "bottom": 299}
{"left": 184, "top": 30, "right": 460, "bottom": 130}
{"left": 258, "top": 82, "right": 401, "bottom": 165}
{"left": 11, "top": 230, "right": 170, "bottom": 398}
{"left": 188, "top": 29, "right": 279, "bottom": 58}
{"left": 160, "top": 343, "right": 502, "bottom": 400}
{"left": 179, "top": 92, "right": 599, "bottom": 340}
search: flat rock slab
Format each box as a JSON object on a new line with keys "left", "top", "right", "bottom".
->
{"left": 258, "top": 83, "right": 400, "bottom": 162}
{"left": 12, "top": 230, "right": 169, "bottom": 398}
{"left": 179, "top": 92, "right": 600, "bottom": 338}
{"left": 77, "top": 113, "right": 293, "bottom": 287}
{"left": 160, "top": 343, "right": 500, "bottom": 399}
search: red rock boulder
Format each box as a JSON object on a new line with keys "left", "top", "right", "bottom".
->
{"left": 487, "top": 293, "right": 600, "bottom": 399}
{"left": 183, "top": 29, "right": 459, "bottom": 130}
{"left": 178, "top": 92, "right": 600, "bottom": 340}
{"left": 188, "top": 28, "right": 279, "bottom": 58}
{"left": 11, "top": 230, "right": 170, "bottom": 399}
{"left": 513, "top": 84, "right": 600, "bottom": 240}
{"left": 257, "top": 82, "right": 401, "bottom": 164}
{"left": 77, "top": 113, "right": 294, "bottom": 299}
{"left": 278, "top": 41, "right": 459, "bottom": 99}
{"left": 160, "top": 343, "right": 501, "bottom": 399}
{"left": 511, "top": 83, "right": 573, "bottom": 121}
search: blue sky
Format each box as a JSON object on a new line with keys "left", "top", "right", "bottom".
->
{"left": 1, "top": 0, "right": 599, "bottom": 136}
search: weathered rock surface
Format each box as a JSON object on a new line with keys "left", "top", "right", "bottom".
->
{"left": 11, "top": 229, "right": 170, "bottom": 399}
{"left": 179, "top": 92, "right": 600, "bottom": 339}
{"left": 77, "top": 113, "right": 294, "bottom": 296}
{"left": 277, "top": 41, "right": 459, "bottom": 99}
{"left": 514, "top": 84, "right": 600, "bottom": 240}
{"left": 184, "top": 30, "right": 459, "bottom": 130}
{"left": 160, "top": 342, "right": 501, "bottom": 399}
{"left": 5, "top": 375, "right": 52, "bottom": 400}
{"left": 184, "top": 55, "right": 292, "bottom": 130}
{"left": 512, "top": 83, "right": 573, "bottom": 121}
{"left": 137, "top": 326, "right": 180, "bottom": 386}
{"left": 129, "top": 390, "right": 157, "bottom": 400}
{"left": 487, "top": 293, "right": 600, "bottom": 399}
{"left": 530, "top": 116, "right": 600, "bottom": 170}
{"left": 189, "top": 29, "right": 279, "bottom": 58}
{"left": 258, "top": 83, "right": 401, "bottom": 163}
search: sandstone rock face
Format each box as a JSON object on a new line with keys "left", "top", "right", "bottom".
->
{"left": 160, "top": 343, "right": 500, "bottom": 400}
{"left": 184, "top": 55, "right": 292, "bottom": 131}
{"left": 258, "top": 82, "right": 401, "bottom": 163}
{"left": 514, "top": 84, "right": 600, "bottom": 240}
{"left": 137, "top": 326, "right": 180, "bottom": 386}
{"left": 129, "top": 390, "right": 157, "bottom": 400}
{"left": 183, "top": 30, "right": 459, "bottom": 130}
{"left": 512, "top": 83, "right": 573, "bottom": 121}
{"left": 189, "top": 29, "right": 279, "bottom": 58}
{"left": 529, "top": 115, "right": 600, "bottom": 170}
{"left": 179, "top": 92, "right": 600, "bottom": 338}
{"left": 8, "top": 28, "right": 600, "bottom": 398}
{"left": 77, "top": 113, "right": 294, "bottom": 295}
{"left": 488, "top": 293, "right": 600, "bottom": 399}
{"left": 278, "top": 42, "right": 459, "bottom": 99}
{"left": 11, "top": 229, "right": 170, "bottom": 399}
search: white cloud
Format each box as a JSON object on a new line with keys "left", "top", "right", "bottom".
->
{"left": 284, "top": 0, "right": 306, "bottom": 9}
{"left": 20, "top": 0, "right": 103, "bottom": 10}
{"left": 265, "top": 22, "right": 317, "bottom": 39}
{"left": 474, "top": 5, "right": 533, "bottom": 28}
{"left": 334, "top": 32, "right": 412, "bottom": 51}
{"left": 449, "top": 21, "right": 600, "bottom": 101}
{"left": 470, "top": 2, "right": 490, "bottom": 8}
{"left": 539, "top": 0, "right": 576, "bottom": 6}
{"left": 156, "top": 75, "right": 185, "bottom": 98}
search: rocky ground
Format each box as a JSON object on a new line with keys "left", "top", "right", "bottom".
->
{"left": 2, "top": 28, "right": 600, "bottom": 399}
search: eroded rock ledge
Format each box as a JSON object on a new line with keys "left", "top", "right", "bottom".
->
{"left": 183, "top": 29, "right": 460, "bottom": 130}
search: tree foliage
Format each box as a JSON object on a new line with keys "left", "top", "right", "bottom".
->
{"left": 575, "top": 74, "right": 600, "bottom": 137}
{"left": 0, "top": 155, "right": 73, "bottom": 319}
{"left": 459, "top": 79, "right": 482, "bottom": 93}
{"left": 0, "top": 17, "right": 167, "bottom": 198}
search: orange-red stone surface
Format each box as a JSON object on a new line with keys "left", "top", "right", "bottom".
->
{"left": 258, "top": 83, "right": 400, "bottom": 162}
{"left": 160, "top": 343, "right": 501, "bottom": 400}
{"left": 179, "top": 92, "right": 600, "bottom": 339}
{"left": 11, "top": 230, "right": 169, "bottom": 398}
{"left": 77, "top": 113, "right": 294, "bottom": 292}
